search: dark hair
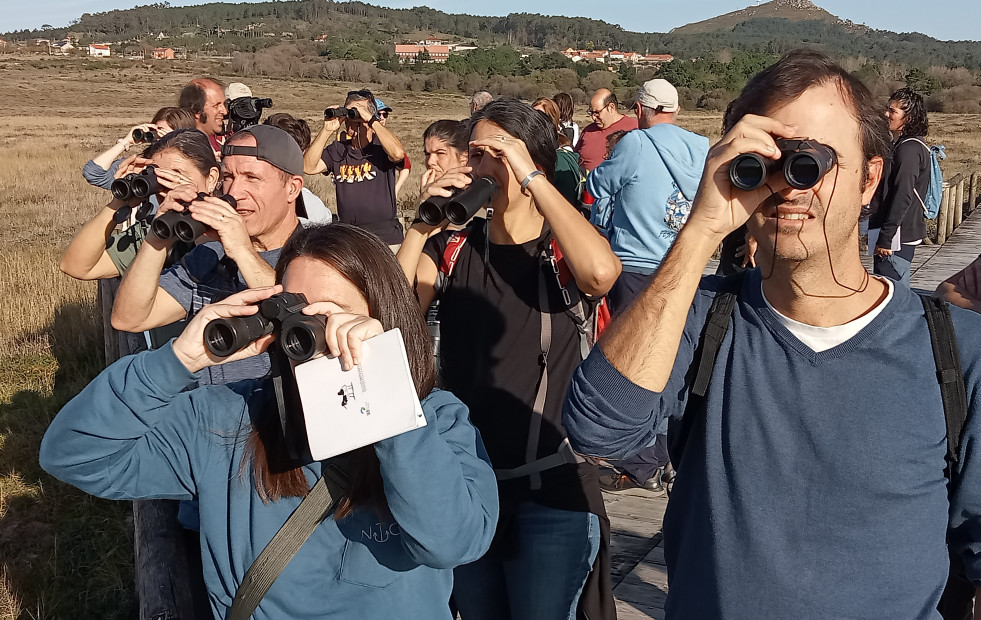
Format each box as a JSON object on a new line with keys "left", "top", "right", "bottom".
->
{"left": 178, "top": 78, "right": 224, "bottom": 121}
{"left": 553, "top": 92, "right": 575, "bottom": 123}
{"left": 605, "top": 129, "right": 628, "bottom": 154}
{"left": 889, "top": 87, "right": 929, "bottom": 139}
{"left": 345, "top": 88, "right": 378, "bottom": 117}
{"left": 724, "top": 49, "right": 892, "bottom": 188}
{"left": 264, "top": 113, "right": 312, "bottom": 150}
{"left": 533, "top": 98, "right": 572, "bottom": 148}
{"left": 423, "top": 119, "right": 469, "bottom": 153}
{"left": 243, "top": 224, "right": 437, "bottom": 517}
{"left": 152, "top": 106, "right": 196, "bottom": 130}
{"left": 141, "top": 129, "right": 219, "bottom": 179}
{"left": 471, "top": 98, "right": 558, "bottom": 183}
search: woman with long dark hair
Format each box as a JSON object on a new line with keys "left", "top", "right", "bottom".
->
{"left": 397, "top": 99, "right": 621, "bottom": 620}
{"left": 868, "top": 87, "right": 931, "bottom": 285}
{"left": 42, "top": 224, "right": 499, "bottom": 619}
{"left": 61, "top": 129, "right": 220, "bottom": 280}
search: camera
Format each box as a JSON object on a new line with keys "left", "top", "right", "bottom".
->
{"left": 418, "top": 176, "right": 499, "bottom": 226}
{"left": 204, "top": 292, "right": 328, "bottom": 362}
{"left": 223, "top": 96, "right": 273, "bottom": 134}
{"left": 132, "top": 127, "right": 157, "bottom": 144}
{"left": 729, "top": 139, "right": 837, "bottom": 191}
{"left": 151, "top": 193, "right": 237, "bottom": 243}
{"left": 110, "top": 165, "right": 163, "bottom": 202}
{"left": 324, "top": 107, "right": 360, "bottom": 120}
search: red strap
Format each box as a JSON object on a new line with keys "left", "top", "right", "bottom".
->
{"left": 440, "top": 231, "right": 470, "bottom": 277}
{"left": 549, "top": 239, "right": 574, "bottom": 288}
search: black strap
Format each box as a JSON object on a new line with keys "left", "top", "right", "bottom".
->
{"left": 691, "top": 277, "right": 742, "bottom": 398}
{"left": 228, "top": 464, "right": 349, "bottom": 620}
{"left": 919, "top": 295, "right": 969, "bottom": 475}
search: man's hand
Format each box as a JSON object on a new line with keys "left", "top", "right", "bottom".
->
{"left": 172, "top": 285, "right": 282, "bottom": 373}
{"left": 686, "top": 114, "right": 798, "bottom": 242}
{"left": 349, "top": 99, "right": 374, "bottom": 124}
{"left": 736, "top": 233, "right": 759, "bottom": 269}
{"left": 321, "top": 116, "right": 342, "bottom": 136}
{"left": 189, "top": 195, "right": 251, "bottom": 254}
{"left": 873, "top": 247, "right": 893, "bottom": 257}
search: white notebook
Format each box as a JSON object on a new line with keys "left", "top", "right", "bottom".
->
{"left": 292, "top": 328, "right": 427, "bottom": 461}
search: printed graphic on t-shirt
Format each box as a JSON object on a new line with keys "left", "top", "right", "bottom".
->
{"left": 334, "top": 162, "right": 377, "bottom": 184}
{"left": 664, "top": 182, "right": 693, "bottom": 235}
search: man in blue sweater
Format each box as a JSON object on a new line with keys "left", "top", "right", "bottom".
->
{"left": 563, "top": 50, "right": 981, "bottom": 618}
{"left": 586, "top": 78, "right": 709, "bottom": 494}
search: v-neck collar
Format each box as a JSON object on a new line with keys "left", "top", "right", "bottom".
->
{"left": 741, "top": 269, "right": 905, "bottom": 363}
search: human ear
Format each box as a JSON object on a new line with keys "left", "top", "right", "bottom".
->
{"left": 861, "top": 156, "right": 884, "bottom": 204}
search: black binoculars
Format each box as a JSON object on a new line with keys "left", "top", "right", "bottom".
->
{"left": 110, "top": 165, "right": 163, "bottom": 202}
{"left": 151, "top": 193, "right": 237, "bottom": 243}
{"left": 132, "top": 127, "right": 157, "bottom": 144}
{"left": 324, "top": 107, "right": 360, "bottom": 120}
{"left": 204, "top": 292, "right": 327, "bottom": 362}
{"left": 729, "top": 139, "right": 837, "bottom": 191}
{"left": 418, "top": 177, "right": 499, "bottom": 226}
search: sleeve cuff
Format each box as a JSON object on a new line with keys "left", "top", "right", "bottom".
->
{"left": 137, "top": 340, "right": 201, "bottom": 395}
{"left": 585, "top": 346, "right": 662, "bottom": 411}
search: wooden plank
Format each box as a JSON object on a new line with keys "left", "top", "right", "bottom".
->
{"left": 970, "top": 173, "right": 979, "bottom": 217}
{"left": 955, "top": 178, "right": 965, "bottom": 228}
{"left": 937, "top": 184, "right": 951, "bottom": 244}
{"left": 911, "top": 207, "right": 981, "bottom": 292}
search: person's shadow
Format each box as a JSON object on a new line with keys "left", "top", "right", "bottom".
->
{"left": 0, "top": 300, "right": 140, "bottom": 619}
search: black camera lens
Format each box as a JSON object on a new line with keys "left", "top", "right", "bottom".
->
{"left": 445, "top": 177, "right": 498, "bottom": 225}
{"left": 204, "top": 314, "right": 274, "bottom": 358}
{"left": 280, "top": 315, "right": 327, "bottom": 362}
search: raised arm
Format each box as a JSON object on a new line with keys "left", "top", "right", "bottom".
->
{"left": 303, "top": 117, "right": 340, "bottom": 175}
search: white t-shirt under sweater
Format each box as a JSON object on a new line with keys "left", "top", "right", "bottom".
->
{"left": 762, "top": 277, "right": 895, "bottom": 353}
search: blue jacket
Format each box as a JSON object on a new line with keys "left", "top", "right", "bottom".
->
{"left": 83, "top": 157, "right": 124, "bottom": 190}
{"left": 587, "top": 124, "right": 708, "bottom": 274}
{"left": 564, "top": 271, "right": 981, "bottom": 619}
{"left": 40, "top": 343, "right": 499, "bottom": 620}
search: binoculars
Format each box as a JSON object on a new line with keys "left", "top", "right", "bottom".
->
{"left": 204, "top": 292, "right": 327, "bottom": 363}
{"left": 729, "top": 139, "right": 837, "bottom": 191}
{"left": 132, "top": 127, "right": 157, "bottom": 144}
{"left": 324, "top": 107, "right": 360, "bottom": 120}
{"left": 418, "top": 177, "right": 499, "bottom": 226}
{"left": 151, "top": 193, "right": 237, "bottom": 243}
{"left": 110, "top": 165, "right": 163, "bottom": 202}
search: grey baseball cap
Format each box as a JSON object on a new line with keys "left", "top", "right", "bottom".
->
{"left": 221, "top": 124, "right": 304, "bottom": 176}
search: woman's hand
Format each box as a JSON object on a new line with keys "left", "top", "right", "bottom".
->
{"left": 301, "top": 302, "right": 383, "bottom": 371}
{"left": 469, "top": 134, "right": 538, "bottom": 186}
{"left": 172, "top": 285, "right": 283, "bottom": 373}
{"left": 412, "top": 166, "right": 473, "bottom": 237}
{"left": 736, "top": 233, "right": 759, "bottom": 268}
{"left": 873, "top": 247, "right": 893, "bottom": 257}
{"left": 153, "top": 167, "right": 198, "bottom": 194}
{"left": 122, "top": 124, "right": 156, "bottom": 147}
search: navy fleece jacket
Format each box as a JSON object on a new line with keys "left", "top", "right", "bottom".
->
{"left": 564, "top": 269, "right": 981, "bottom": 619}
{"left": 40, "top": 343, "right": 499, "bottom": 620}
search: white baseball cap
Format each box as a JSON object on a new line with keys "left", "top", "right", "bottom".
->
{"left": 225, "top": 82, "right": 253, "bottom": 100}
{"left": 637, "top": 79, "right": 679, "bottom": 113}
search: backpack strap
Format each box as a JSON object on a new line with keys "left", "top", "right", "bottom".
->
{"left": 691, "top": 277, "right": 743, "bottom": 397}
{"left": 227, "top": 463, "right": 349, "bottom": 620}
{"left": 919, "top": 295, "right": 969, "bottom": 479}
{"left": 434, "top": 229, "right": 472, "bottom": 296}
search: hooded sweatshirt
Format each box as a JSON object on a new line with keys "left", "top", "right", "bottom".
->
{"left": 40, "top": 342, "right": 499, "bottom": 620}
{"left": 587, "top": 124, "right": 709, "bottom": 274}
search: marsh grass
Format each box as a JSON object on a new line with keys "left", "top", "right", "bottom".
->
{"left": 0, "top": 56, "right": 977, "bottom": 618}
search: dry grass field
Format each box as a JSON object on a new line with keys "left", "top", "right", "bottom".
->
{"left": 0, "top": 55, "right": 979, "bottom": 619}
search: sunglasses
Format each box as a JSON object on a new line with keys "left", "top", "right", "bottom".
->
{"left": 378, "top": 111, "right": 390, "bottom": 119}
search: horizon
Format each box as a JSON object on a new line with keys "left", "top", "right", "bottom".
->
{"left": 4, "top": 0, "right": 980, "bottom": 42}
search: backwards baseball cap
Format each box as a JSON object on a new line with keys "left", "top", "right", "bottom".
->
{"left": 637, "top": 78, "right": 679, "bottom": 113}
{"left": 225, "top": 82, "right": 253, "bottom": 100}
{"left": 221, "top": 125, "right": 304, "bottom": 176}
{"left": 374, "top": 98, "right": 392, "bottom": 113}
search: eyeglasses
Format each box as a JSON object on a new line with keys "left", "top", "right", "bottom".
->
{"left": 377, "top": 111, "right": 390, "bottom": 119}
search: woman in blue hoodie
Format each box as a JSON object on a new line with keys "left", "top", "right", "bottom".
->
{"left": 40, "top": 223, "right": 499, "bottom": 620}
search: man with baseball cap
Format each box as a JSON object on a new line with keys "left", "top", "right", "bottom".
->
{"left": 373, "top": 98, "right": 413, "bottom": 199}
{"left": 113, "top": 124, "right": 306, "bottom": 384}
{"left": 585, "top": 78, "right": 710, "bottom": 494}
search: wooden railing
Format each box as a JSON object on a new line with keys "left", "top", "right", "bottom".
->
{"left": 936, "top": 172, "right": 981, "bottom": 245}
{"left": 97, "top": 279, "right": 203, "bottom": 620}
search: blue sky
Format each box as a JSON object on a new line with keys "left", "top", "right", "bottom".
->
{"left": 4, "top": 0, "right": 979, "bottom": 41}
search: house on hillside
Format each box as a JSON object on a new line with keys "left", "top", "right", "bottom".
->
{"left": 394, "top": 44, "right": 450, "bottom": 63}
{"left": 156, "top": 32, "right": 167, "bottom": 40}
{"left": 51, "top": 40, "right": 74, "bottom": 54}
{"left": 638, "top": 54, "right": 674, "bottom": 65}
{"left": 88, "top": 44, "right": 111, "bottom": 57}
{"left": 153, "top": 47, "right": 175, "bottom": 59}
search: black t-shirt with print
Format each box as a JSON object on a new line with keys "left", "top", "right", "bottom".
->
{"left": 422, "top": 219, "right": 601, "bottom": 513}
{"left": 322, "top": 136, "right": 403, "bottom": 244}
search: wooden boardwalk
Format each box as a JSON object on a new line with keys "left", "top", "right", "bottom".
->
{"left": 606, "top": 209, "right": 981, "bottom": 619}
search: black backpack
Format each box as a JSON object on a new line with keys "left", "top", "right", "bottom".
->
{"left": 678, "top": 275, "right": 971, "bottom": 619}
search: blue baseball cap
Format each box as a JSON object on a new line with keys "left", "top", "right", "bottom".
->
{"left": 374, "top": 98, "right": 393, "bottom": 113}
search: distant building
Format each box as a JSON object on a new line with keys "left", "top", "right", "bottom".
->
{"left": 51, "top": 40, "right": 74, "bottom": 54}
{"left": 152, "top": 47, "right": 175, "bottom": 59}
{"left": 156, "top": 32, "right": 167, "bottom": 40}
{"left": 638, "top": 54, "right": 674, "bottom": 64}
{"left": 560, "top": 47, "right": 673, "bottom": 65}
{"left": 88, "top": 44, "right": 111, "bottom": 57}
{"left": 394, "top": 44, "right": 450, "bottom": 63}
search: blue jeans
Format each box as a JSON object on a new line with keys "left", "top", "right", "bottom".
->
{"left": 453, "top": 502, "right": 601, "bottom": 620}
{"left": 873, "top": 244, "right": 915, "bottom": 286}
